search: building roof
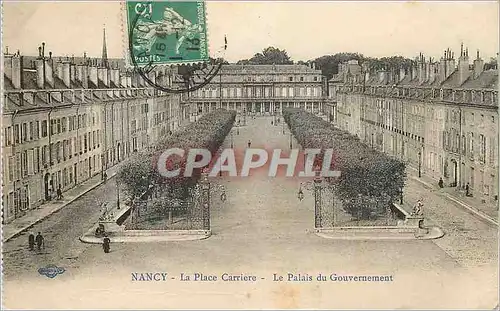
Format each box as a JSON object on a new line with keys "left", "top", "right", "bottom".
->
{"left": 221, "top": 64, "right": 321, "bottom": 74}
{"left": 461, "top": 70, "right": 498, "bottom": 89}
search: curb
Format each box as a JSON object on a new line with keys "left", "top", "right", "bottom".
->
{"left": 314, "top": 226, "right": 444, "bottom": 241}
{"left": 411, "top": 176, "right": 498, "bottom": 227}
{"left": 3, "top": 171, "right": 119, "bottom": 243}
{"left": 79, "top": 232, "right": 212, "bottom": 243}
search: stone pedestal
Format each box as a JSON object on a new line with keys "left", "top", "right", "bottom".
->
{"left": 404, "top": 216, "right": 424, "bottom": 228}
{"left": 99, "top": 220, "right": 123, "bottom": 233}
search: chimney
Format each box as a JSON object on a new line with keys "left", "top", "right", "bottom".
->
{"left": 70, "top": 63, "right": 76, "bottom": 85}
{"left": 418, "top": 53, "right": 425, "bottom": 84}
{"left": 399, "top": 66, "right": 406, "bottom": 82}
{"left": 429, "top": 61, "right": 437, "bottom": 84}
{"left": 98, "top": 67, "right": 109, "bottom": 87}
{"left": 36, "top": 49, "right": 45, "bottom": 89}
{"left": 56, "top": 61, "right": 63, "bottom": 81}
{"left": 411, "top": 62, "right": 418, "bottom": 80}
{"left": 120, "top": 72, "right": 127, "bottom": 87}
{"left": 127, "top": 72, "right": 132, "bottom": 88}
{"left": 473, "top": 50, "right": 485, "bottom": 79}
{"left": 457, "top": 43, "right": 470, "bottom": 85}
{"left": 76, "top": 64, "right": 89, "bottom": 88}
{"left": 62, "top": 61, "right": 71, "bottom": 88}
{"left": 5, "top": 53, "right": 22, "bottom": 89}
{"left": 89, "top": 61, "right": 98, "bottom": 87}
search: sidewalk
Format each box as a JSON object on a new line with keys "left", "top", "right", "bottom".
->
{"left": 2, "top": 163, "right": 124, "bottom": 242}
{"left": 407, "top": 166, "right": 498, "bottom": 226}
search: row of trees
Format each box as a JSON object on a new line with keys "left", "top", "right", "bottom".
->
{"left": 283, "top": 108, "right": 406, "bottom": 220}
{"left": 233, "top": 47, "right": 415, "bottom": 79}
{"left": 232, "top": 46, "right": 498, "bottom": 80}
{"left": 117, "top": 109, "right": 236, "bottom": 203}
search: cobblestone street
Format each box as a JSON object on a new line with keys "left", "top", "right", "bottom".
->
{"left": 3, "top": 116, "right": 497, "bottom": 309}
{"left": 2, "top": 177, "right": 119, "bottom": 279}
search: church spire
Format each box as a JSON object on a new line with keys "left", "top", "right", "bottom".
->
{"left": 101, "top": 26, "right": 109, "bottom": 68}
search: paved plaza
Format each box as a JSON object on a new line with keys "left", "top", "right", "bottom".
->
{"left": 3, "top": 117, "right": 498, "bottom": 309}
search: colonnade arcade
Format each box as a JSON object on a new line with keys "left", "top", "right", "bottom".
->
{"left": 192, "top": 101, "right": 324, "bottom": 115}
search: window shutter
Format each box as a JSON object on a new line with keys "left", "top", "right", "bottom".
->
{"left": 27, "top": 149, "right": 34, "bottom": 175}
{"left": 15, "top": 154, "right": 21, "bottom": 180}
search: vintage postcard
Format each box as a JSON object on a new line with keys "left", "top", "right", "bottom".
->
{"left": 1, "top": 1, "right": 498, "bottom": 309}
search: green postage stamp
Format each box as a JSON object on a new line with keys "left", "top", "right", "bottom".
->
{"left": 126, "top": 1, "right": 209, "bottom": 66}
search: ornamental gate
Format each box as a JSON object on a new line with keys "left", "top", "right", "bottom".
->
{"left": 127, "top": 175, "right": 212, "bottom": 231}
{"left": 313, "top": 178, "right": 399, "bottom": 228}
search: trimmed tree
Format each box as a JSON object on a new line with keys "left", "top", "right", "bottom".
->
{"left": 283, "top": 108, "right": 406, "bottom": 219}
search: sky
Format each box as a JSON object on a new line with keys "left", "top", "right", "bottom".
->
{"left": 2, "top": 1, "right": 499, "bottom": 63}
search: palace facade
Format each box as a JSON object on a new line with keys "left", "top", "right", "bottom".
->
{"left": 181, "top": 64, "right": 326, "bottom": 119}
{"left": 2, "top": 41, "right": 185, "bottom": 224}
{"left": 328, "top": 46, "right": 498, "bottom": 203}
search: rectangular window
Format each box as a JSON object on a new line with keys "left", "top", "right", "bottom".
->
{"left": 57, "top": 118, "right": 61, "bottom": 134}
{"left": 489, "top": 137, "right": 496, "bottom": 164}
{"left": 61, "top": 117, "right": 67, "bottom": 132}
{"left": 8, "top": 156, "right": 14, "bottom": 182}
{"left": 479, "top": 134, "right": 486, "bottom": 163}
{"left": 35, "top": 121, "right": 40, "bottom": 139}
{"left": 35, "top": 147, "right": 40, "bottom": 173}
{"left": 42, "top": 145, "right": 47, "bottom": 165}
{"left": 22, "top": 123, "right": 27, "bottom": 142}
{"left": 41, "top": 120, "right": 48, "bottom": 137}
{"left": 27, "top": 149, "right": 34, "bottom": 175}
{"left": 29, "top": 122, "right": 34, "bottom": 141}
{"left": 15, "top": 153, "right": 21, "bottom": 180}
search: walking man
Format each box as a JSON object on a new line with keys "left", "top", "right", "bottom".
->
{"left": 103, "top": 235, "right": 111, "bottom": 254}
{"left": 247, "top": 140, "right": 251, "bottom": 148}
{"left": 56, "top": 184, "right": 63, "bottom": 200}
{"left": 28, "top": 232, "right": 35, "bottom": 251}
{"left": 438, "top": 177, "right": 444, "bottom": 189}
{"left": 465, "top": 183, "right": 471, "bottom": 197}
{"left": 35, "top": 232, "right": 44, "bottom": 251}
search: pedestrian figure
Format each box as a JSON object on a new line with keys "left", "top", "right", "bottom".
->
{"left": 56, "top": 184, "right": 63, "bottom": 200}
{"left": 28, "top": 232, "right": 35, "bottom": 251}
{"left": 247, "top": 140, "right": 251, "bottom": 148}
{"left": 465, "top": 183, "right": 471, "bottom": 197}
{"left": 438, "top": 178, "right": 444, "bottom": 189}
{"left": 271, "top": 121, "right": 274, "bottom": 125}
{"left": 103, "top": 172, "right": 108, "bottom": 182}
{"left": 103, "top": 235, "right": 111, "bottom": 254}
{"left": 35, "top": 232, "right": 44, "bottom": 251}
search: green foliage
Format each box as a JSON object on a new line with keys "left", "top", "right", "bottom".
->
{"left": 118, "top": 109, "right": 236, "bottom": 201}
{"left": 313, "top": 53, "right": 364, "bottom": 79}
{"left": 237, "top": 46, "right": 293, "bottom": 65}
{"left": 484, "top": 57, "right": 498, "bottom": 70}
{"left": 310, "top": 53, "right": 413, "bottom": 80}
{"left": 283, "top": 108, "right": 406, "bottom": 219}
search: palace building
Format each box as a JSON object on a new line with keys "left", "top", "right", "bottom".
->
{"left": 328, "top": 46, "right": 498, "bottom": 203}
{"left": 2, "top": 34, "right": 186, "bottom": 224}
{"left": 181, "top": 64, "right": 325, "bottom": 118}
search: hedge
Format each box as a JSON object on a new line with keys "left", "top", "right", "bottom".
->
{"left": 118, "top": 109, "right": 236, "bottom": 200}
{"left": 283, "top": 108, "right": 406, "bottom": 219}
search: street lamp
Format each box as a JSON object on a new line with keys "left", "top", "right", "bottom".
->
{"left": 289, "top": 133, "right": 293, "bottom": 149}
{"left": 116, "top": 178, "right": 120, "bottom": 210}
{"left": 282, "top": 120, "right": 285, "bottom": 135}
{"left": 230, "top": 131, "right": 234, "bottom": 149}
{"left": 418, "top": 151, "right": 422, "bottom": 178}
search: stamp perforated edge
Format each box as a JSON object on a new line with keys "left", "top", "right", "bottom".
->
{"left": 120, "top": 0, "right": 211, "bottom": 69}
